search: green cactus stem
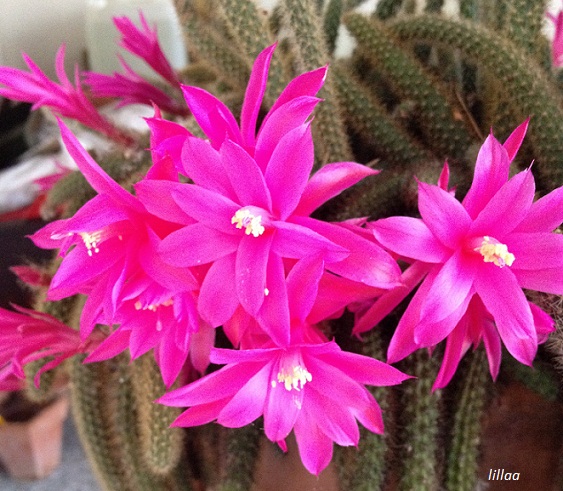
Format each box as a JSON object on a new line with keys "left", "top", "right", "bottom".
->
{"left": 218, "top": 422, "right": 263, "bottom": 491}
{"left": 335, "top": 330, "right": 392, "bottom": 491}
{"left": 281, "top": 0, "right": 353, "bottom": 165}
{"left": 344, "top": 13, "right": 476, "bottom": 161}
{"left": 398, "top": 350, "right": 442, "bottom": 491}
{"left": 131, "top": 353, "right": 185, "bottom": 475}
{"left": 184, "top": 17, "right": 251, "bottom": 94}
{"left": 374, "top": 0, "right": 404, "bottom": 20}
{"left": 445, "top": 348, "right": 490, "bottom": 491}
{"left": 323, "top": 0, "right": 344, "bottom": 55}
{"left": 70, "top": 353, "right": 190, "bottom": 491}
{"left": 217, "top": 0, "right": 288, "bottom": 104}
{"left": 332, "top": 63, "right": 435, "bottom": 167}
{"left": 387, "top": 14, "right": 563, "bottom": 190}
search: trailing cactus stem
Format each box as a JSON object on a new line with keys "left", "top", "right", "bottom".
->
{"left": 344, "top": 13, "right": 475, "bottom": 161}
{"left": 332, "top": 64, "right": 434, "bottom": 166}
{"left": 184, "top": 17, "right": 251, "bottom": 93}
{"left": 218, "top": 423, "right": 263, "bottom": 491}
{"left": 131, "top": 353, "right": 184, "bottom": 475}
{"left": 388, "top": 15, "right": 563, "bottom": 189}
{"left": 281, "top": 0, "right": 353, "bottom": 165}
{"left": 446, "top": 348, "right": 490, "bottom": 491}
{"left": 336, "top": 330, "right": 390, "bottom": 491}
{"left": 70, "top": 356, "right": 147, "bottom": 491}
{"left": 399, "top": 350, "right": 441, "bottom": 491}
{"left": 217, "top": 0, "right": 287, "bottom": 103}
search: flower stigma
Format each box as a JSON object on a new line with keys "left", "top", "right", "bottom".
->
{"left": 80, "top": 231, "right": 103, "bottom": 256}
{"left": 231, "top": 208, "right": 265, "bottom": 237}
{"left": 134, "top": 298, "right": 174, "bottom": 312}
{"left": 271, "top": 365, "right": 312, "bottom": 391}
{"left": 476, "top": 236, "right": 515, "bottom": 268}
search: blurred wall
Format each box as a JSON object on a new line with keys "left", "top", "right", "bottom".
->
{"left": 0, "top": 0, "right": 87, "bottom": 78}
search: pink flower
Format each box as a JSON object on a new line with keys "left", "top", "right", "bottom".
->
{"left": 0, "top": 46, "right": 132, "bottom": 145}
{"left": 140, "top": 45, "right": 401, "bottom": 346}
{"left": 158, "top": 340, "right": 410, "bottom": 476}
{"left": 0, "top": 305, "right": 102, "bottom": 390}
{"left": 548, "top": 8, "right": 563, "bottom": 67}
{"left": 114, "top": 12, "right": 180, "bottom": 87}
{"left": 370, "top": 121, "right": 563, "bottom": 381}
{"left": 29, "top": 120, "right": 202, "bottom": 386}
{"left": 84, "top": 57, "right": 188, "bottom": 116}
{"left": 148, "top": 43, "right": 328, "bottom": 173}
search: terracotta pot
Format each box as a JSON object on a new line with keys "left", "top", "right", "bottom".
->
{"left": 0, "top": 392, "right": 70, "bottom": 480}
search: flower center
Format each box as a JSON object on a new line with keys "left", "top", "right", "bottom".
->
{"left": 272, "top": 364, "right": 312, "bottom": 391}
{"left": 134, "top": 298, "right": 174, "bottom": 312}
{"left": 231, "top": 208, "right": 265, "bottom": 237}
{"left": 475, "top": 236, "right": 515, "bottom": 268}
{"left": 80, "top": 231, "right": 103, "bottom": 256}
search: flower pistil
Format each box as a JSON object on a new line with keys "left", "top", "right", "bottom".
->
{"left": 231, "top": 208, "right": 266, "bottom": 237}
{"left": 475, "top": 236, "right": 514, "bottom": 268}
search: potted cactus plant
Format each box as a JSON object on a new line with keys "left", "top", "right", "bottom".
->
{"left": 0, "top": 1, "right": 562, "bottom": 490}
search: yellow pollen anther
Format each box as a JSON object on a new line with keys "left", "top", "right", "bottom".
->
{"left": 80, "top": 231, "right": 103, "bottom": 256}
{"left": 231, "top": 209, "right": 265, "bottom": 237}
{"left": 276, "top": 365, "right": 312, "bottom": 392}
{"left": 134, "top": 298, "right": 174, "bottom": 312}
{"left": 477, "top": 236, "right": 515, "bottom": 268}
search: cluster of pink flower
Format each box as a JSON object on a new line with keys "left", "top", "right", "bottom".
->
{"left": 1, "top": 14, "right": 563, "bottom": 476}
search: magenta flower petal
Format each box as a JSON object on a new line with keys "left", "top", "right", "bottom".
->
{"left": 503, "top": 118, "right": 529, "bottom": 163}
{"left": 266, "top": 65, "right": 327, "bottom": 118}
{"left": 217, "top": 362, "right": 272, "bottom": 427}
{"left": 159, "top": 224, "right": 238, "bottom": 267}
{"left": 181, "top": 85, "right": 242, "bottom": 148}
{"left": 299, "top": 218, "right": 401, "bottom": 288}
{"left": 295, "top": 162, "right": 378, "bottom": 216}
{"left": 256, "top": 253, "right": 290, "bottom": 347}
{"left": 507, "top": 232, "right": 563, "bottom": 270}
{"left": 462, "top": 133, "right": 511, "bottom": 218}
{"left": 419, "top": 250, "right": 475, "bottom": 325}
{"left": 181, "top": 137, "right": 236, "bottom": 197}
{"left": 240, "top": 44, "right": 276, "bottom": 147}
{"left": 114, "top": 12, "right": 180, "bottom": 87}
{"left": 271, "top": 220, "right": 348, "bottom": 262}
{"left": 171, "top": 401, "right": 227, "bottom": 428}
{"left": 418, "top": 181, "right": 471, "bottom": 249}
{"left": 264, "top": 124, "right": 314, "bottom": 219}
{"left": 512, "top": 267, "right": 563, "bottom": 295}
{"left": 293, "top": 407, "right": 334, "bottom": 476}
{"left": 323, "top": 350, "right": 412, "bottom": 387}
{"left": 172, "top": 184, "right": 240, "bottom": 230}
{"left": 469, "top": 170, "right": 535, "bottom": 238}
{"left": 353, "top": 262, "right": 430, "bottom": 336}
{"left": 254, "top": 96, "right": 320, "bottom": 169}
{"left": 386, "top": 268, "right": 437, "bottom": 363}
{"left": 432, "top": 321, "right": 470, "bottom": 390}
{"left": 158, "top": 362, "right": 256, "bottom": 407}
{"left": 58, "top": 120, "right": 142, "bottom": 212}
{"left": 482, "top": 320, "right": 502, "bottom": 381}
{"left": 309, "top": 388, "right": 360, "bottom": 446}
{"left": 145, "top": 113, "right": 191, "bottom": 172}
{"left": 220, "top": 140, "right": 272, "bottom": 211}
{"left": 198, "top": 255, "right": 240, "bottom": 327}
{"left": 371, "top": 216, "right": 450, "bottom": 263}
{"left": 475, "top": 267, "right": 536, "bottom": 364}
{"left": 264, "top": 373, "right": 302, "bottom": 441}
{"left": 286, "top": 256, "right": 324, "bottom": 323}
{"left": 236, "top": 234, "right": 273, "bottom": 315}
{"left": 514, "top": 185, "right": 563, "bottom": 233}
{"left": 134, "top": 180, "right": 193, "bottom": 224}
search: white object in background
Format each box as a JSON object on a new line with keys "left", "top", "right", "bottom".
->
{"left": 0, "top": 0, "right": 87, "bottom": 78}
{"left": 85, "top": 0, "right": 187, "bottom": 77}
